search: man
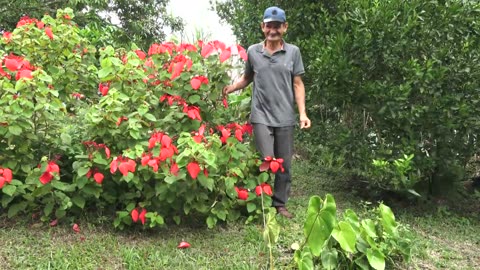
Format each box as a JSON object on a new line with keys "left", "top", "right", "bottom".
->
{"left": 223, "top": 6, "right": 311, "bottom": 218}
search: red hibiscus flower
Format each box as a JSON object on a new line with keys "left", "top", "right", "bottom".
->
{"left": 179, "top": 43, "right": 197, "bottom": 52}
{"left": 192, "top": 124, "right": 206, "bottom": 143}
{"left": 39, "top": 161, "right": 60, "bottom": 185}
{"left": 139, "top": 208, "right": 147, "bottom": 225}
{"left": 259, "top": 156, "right": 285, "bottom": 174}
{"left": 116, "top": 116, "right": 128, "bottom": 126}
{"left": 72, "top": 223, "right": 80, "bottom": 233}
{"left": 219, "top": 47, "right": 232, "bottom": 63}
{"left": 131, "top": 208, "right": 147, "bottom": 225}
{"left": 170, "top": 162, "right": 179, "bottom": 176}
{"left": 110, "top": 156, "right": 136, "bottom": 176}
{"left": 98, "top": 82, "right": 110, "bottom": 96}
{"left": 131, "top": 208, "right": 139, "bottom": 222}
{"left": 45, "top": 27, "right": 54, "bottom": 40}
{"left": 5, "top": 58, "right": 22, "bottom": 72}
{"left": 235, "top": 187, "right": 249, "bottom": 200}
{"left": 183, "top": 105, "right": 202, "bottom": 121}
{"left": 0, "top": 168, "right": 13, "bottom": 189}
{"left": 190, "top": 75, "right": 209, "bottom": 90}
{"left": 135, "top": 49, "right": 146, "bottom": 60}
{"left": 86, "top": 167, "right": 104, "bottom": 184}
{"left": 16, "top": 69, "right": 32, "bottom": 80}
{"left": 237, "top": 45, "right": 248, "bottom": 61}
{"left": 160, "top": 94, "right": 185, "bottom": 106}
{"left": 255, "top": 183, "right": 273, "bottom": 196}
{"left": 177, "top": 241, "right": 191, "bottom": 249}
{"left": 187, "top": 161, "right": 201, "bottom": 179}
{"left": 201, "top": 43, "right": 214, "bottom": 58}
{"left": 71, "top": 93, "right": 85, "bottom": 99}
{"left": 2, "top": 32, "right": 12, "bottom": 42}
{"left": 242, "top": 123, "right": 253, "bottom": 135}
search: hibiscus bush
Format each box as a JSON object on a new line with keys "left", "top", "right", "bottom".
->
{"left": 0, "top": 8, "right": 276, "bottom": 229}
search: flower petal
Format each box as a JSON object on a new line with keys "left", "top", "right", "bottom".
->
{"left": 219, "top": 48, "right": 231, "bottom": 63}
{"left": 72, "top": 223, "right": 80, "bottom": 233}
{"left": 45, "top": 27, "right": 54, "bottom": 40}
{"left": 3, "top": 168, "right": 12, "bottom": 183}
{"left": 186, "top": 161, "right": 201, "bottom": 179}
{"left": 93, "top": 172, "right": 104, "bottom": 184}
{"left": 177, "top": 241, "right": 191, "bottom": 249}
{"left": 139, "top": 208, "right": 147, "bottom": 225}
{"left": 39, "top": 172, "right": 53, "bottom": 185}
{"left": 131, "top": 208, "right": 139, "bottom": 222}
{"left": 190, "top": 78, "right": 201, "bottom": 90}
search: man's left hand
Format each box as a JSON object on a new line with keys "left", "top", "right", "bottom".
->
{"left": 299, "top": 115, "right": 311, "bottom": 129}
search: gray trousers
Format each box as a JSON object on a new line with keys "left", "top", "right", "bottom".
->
{"left": 253, "top": 124, "right": 294, "bottom": 207}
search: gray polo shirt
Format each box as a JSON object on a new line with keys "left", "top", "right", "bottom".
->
{"left": 244, "top": 41, "right": 304, "bottom": 127}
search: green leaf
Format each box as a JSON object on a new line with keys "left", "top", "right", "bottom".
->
{"left": 344, "top": 209, "right": 360, "bottom": 233}
{"left": 332, "top": 221, "right": 357, "bottom": 253}
{"left": 197, "top": 174, "right": 214, "bottom": 191}
{"left": 44, "top": 202, "right": 54, "bottom": 216}
{"left": 246, "top": 202, "right": 256, "bottom": 213}
{"left": 77, "top": 167, "right": 90, "bottom": 177}
{"left": 8, "top": 125, "right": 22, "bottom": 136}
{"left": 164, "top": 175, "right": 177, "bottom": 184}
{"left": 144, "top": 113, "right": 157, "bottom": 122}
{"left": 37, "top": 72, "right": 52, "bottom": 83}
{"left": 320, "top": 248, "right": 338, "bottom": 270}
{"left": 55, "top": 208, "right": 66, "bottom": 219}
{"left": 60, "top": 133, "right": 72, "bottom": 145}
{"left": 138, "top": 104, "right": 149, "bottom": 115}
{"left": 188, "top": 94, "right": 201, "bottom": 104}
{"left": 2, "top": 185, "right": 16, "bottom": 196}
{"left": 294, "top": 248, "right": 314, "bottom": 270}
{"left": 258, "top": 172, "right": 269, "bottom": 183}
{"left": 8, "top": 201, "right": 27, "bottom": 218}
{"left": 206, "top": 216, "right": 217, "bottom": 229}
{"left": 304, "top": 194, "right": 337, "bottom": 257}
{"left": 263, "top": 211, "right": 280, "bottom": 247}
{"left": 98, "top": 66, "right": 114, "bottom": 79}
{"left": 72, "top": 195, "right": 86, "bottom": 209}
{"left": 361, "top": 219, "right": 377, "bottom": 238}
{"left": 355, "top": 256, "right": 370, "bottom": 270}
{"left": 379, "top": 204, "right": 397, "bottom": 236}
{"left": 51, "top": 181, "right": 76, "bottom": 192}
{"left": 366, "top": 248, "right": 385, "bottom": 270}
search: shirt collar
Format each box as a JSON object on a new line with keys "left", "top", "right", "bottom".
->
{"left": 260, "top": 40, "right": 286, "bottom": 53}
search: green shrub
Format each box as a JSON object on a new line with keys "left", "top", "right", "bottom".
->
{"left": 0, "top": 9, "right": 277, "bottom": 229}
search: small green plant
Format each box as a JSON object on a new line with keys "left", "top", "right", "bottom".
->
{"left": 370, "top": 154, "right": 421, "bottom": 196}
{"left": 294, "top": 194, "right": 412, "bottom": 270}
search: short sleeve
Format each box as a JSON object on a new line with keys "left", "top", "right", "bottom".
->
{"left": 244, "top": 46, "right": 254, "bottom": 77}
{"left": 293, "top": 47, "right": 305, "bottom": 76}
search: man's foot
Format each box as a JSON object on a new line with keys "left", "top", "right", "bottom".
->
{"left": 275, "top": 206, "right": 294, "bottom": 219}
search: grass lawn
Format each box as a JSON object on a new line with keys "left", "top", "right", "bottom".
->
{"left": 1, "top": 160, "right": 479, "bottom": 269}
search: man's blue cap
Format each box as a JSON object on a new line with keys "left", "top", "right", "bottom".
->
{"left": 263, "top": 6, "right": 286, "bottom": 23}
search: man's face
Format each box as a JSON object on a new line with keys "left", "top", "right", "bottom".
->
{"left": 261, "top": 21, "right": 288, "bottom": 42}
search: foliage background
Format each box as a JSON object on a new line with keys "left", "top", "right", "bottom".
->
{"left": 217, "top": 0, "right": 480, "bottom": 197}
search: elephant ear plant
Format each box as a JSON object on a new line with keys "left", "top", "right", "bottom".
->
{"left": 294, "top": 194, "right": 412, "bottom": 270}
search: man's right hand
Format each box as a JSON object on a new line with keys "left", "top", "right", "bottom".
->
{"left": 223, "top": 84, "right": 236, "bottom": 96}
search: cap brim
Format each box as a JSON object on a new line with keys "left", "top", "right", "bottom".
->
{"left": 263, "top": 18, "right": 285, "bottom": 23}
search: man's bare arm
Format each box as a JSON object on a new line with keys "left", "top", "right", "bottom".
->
{"left": 293, "top": 75, "right": 311, "bottom": 129}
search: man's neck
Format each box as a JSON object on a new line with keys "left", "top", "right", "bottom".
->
{"left": 264, "top": 40, "right": 283, "bottom": 53}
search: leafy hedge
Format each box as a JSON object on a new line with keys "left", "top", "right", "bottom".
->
{"left": 218, "top": 0, "right": 480, "bottom": 196}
